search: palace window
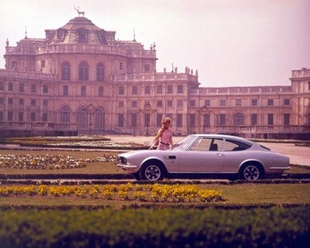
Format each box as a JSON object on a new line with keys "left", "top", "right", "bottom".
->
{"left": 63, "top": 85, "right": 69, "bottom": 96}
{"left": 190, "top": 100, "right": 196, "bottom": 107}
{"left": 0, "top": 82, "right": 3, "bottom": 91}
{"left": 0, "top": 111, "right": 3, "bottom": 121}
{"left": 283, "top": 99, "right": 290, "bottom": 105}
{"left": 79, "top": 62, "right": 89, "bottom": 80}
{"left": 60, "top": 106, "right": 71, "bottom": 123}
{"left": 8, "top": 98, "right": 13, "bottom": 105}
{"left": 77, "top": 28, "right": 88, "bottom": 43}
{"left": 251, "top": 99, "right": 258, "bottom": 106}
{"left": 95, "top": 109, "right": 105, "bottom": 129}
{"left": 157, "top": 113, "right": 163, "bottom": 127}
{"left": 61, "top": 62, "right": 71, "bottom": 80}
{"left": 118, "top": 114, "right": 124, "bottom": 127}
{"left": 177, "top": 114, "right": 183, "bottom": 127}
{"left": 30, "top": 112, "right": 36, "bottom": 122}
{"left": 77, "top": 108, "right": 88, "bottom": 128}
{"left": 19, "top": 99, "right": 24, "bottom": 106}
{"left": 145, "top": 85, "right": 151, "bottom": 94}
{"left": 132, "top": 101, "right": 137, "bottom": 107}
{"left": 43, "top": 85, "right": 48, "bottom": 94}
{"left": 144, "top": 64, "right": 150, "bottom": 72}
{"left": 118, "top": 86, "right": 124, "bottom": 95}
{"left": 284, "top": 114, "right": 290, "bottom": 125}
{"left": 267, "top": 114, "right": 274, "bottom": 125}
{"left": 8, "top": 82, "right": 13, "bottom": 91}
{"left": 189, "top": 114, "right": 195, "bottom": 127}
{"left": 131, "top": 114, "right": 137, "bottom": 127}
{"left": 19, "top": 83, "right": 24, "bottom": 92}
{"left": 18, "top": 112, "right": 24, "bottom": 121}
{"left": 205, "top": 100, "right": 210, "bottom": 106}
{"left": 132, "top": 86, "right": 138, "bottom": 95}
{"left": 267, "top": 99, "right": 274, "bottom": 106}
{"left": 167, "top": 100, "right": 173, "bottom": 107}
{"left": 177, "top": 85, "right": 183, "bottom": 93}
{"left": 167, "top": 85, "right": 173, "bottom": 93}
{"left": 204, "top": 114, "right": 210, "bottom": 127}
{"left": 157, "top": 101, "right": 163, "bottom": 107}
{"left": 220, "top": 100, "right": 226, "bottom": 106}
{"left": 31, "top": 84, "right": 36, "bottom": 93}
{"left": 8, "top": 111, "right": 13, "bottom": 121}
{"left": 251, "top": 114, "right": 257, "bottom": 125}
{"left": 81, "top": 86, "right": 86, "bottom": 96}
{"left": 43, "top": 100, "right": 48, "bottom": 107}
{"left": 31, "top": 99, "right": 36, "bottom": 106}
{"left": 96, "top": 63, "right": 105, "bottom": 82}
{"left": 98, "top": 86, "right": 104, "bottom": 96}
{"left": 157, "top": 85, "right": 163, "bottom": 94}
{"left": 234, "top": 113, "right": 244, "bottom": 125}
{"left": 42, "top": 113, "right": 48, "bottom": 122}
{"left": 236, "top": 99, "right": 241, "bottom": 106}
{"left": 219, "top": 114, "right": 226, "bottom": 126}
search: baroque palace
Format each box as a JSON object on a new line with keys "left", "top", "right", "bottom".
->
{"left": 0, "top": 14, "right": 309, "bottom": 139}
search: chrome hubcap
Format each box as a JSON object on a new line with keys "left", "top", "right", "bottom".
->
{"left": 244, "top": 166, "right": 259, "bottom": 181}
{"left": 145, "top": 165, "right": 161, "bottom": 180}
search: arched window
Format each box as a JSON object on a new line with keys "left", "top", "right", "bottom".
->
{"left": 61, "top": 62, "right": 71, "bottom": 80}
{"left": 79, "top": 62, "right": 89, "bottom": 80}
{"left": 96, "top": 63, "right": 105, "bottom": 82}
{"left": 77, "top": 107, "right": 88, "bottom": 129}
{"left": 234, "top": 113, "right": 244, "bottom": 125}
{"left": 60, "top": 106, "right": 71, "bottom": 123}
{"left": 95, "top": 108, "right": 105, "bottom": 129}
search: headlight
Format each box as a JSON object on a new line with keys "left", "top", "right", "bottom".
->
{"left": 119, "top": 156, "right": 127, "bottom": 164}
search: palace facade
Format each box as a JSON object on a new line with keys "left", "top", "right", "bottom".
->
{"left": 0, "top": 15, "right": 309, "bottom": 139}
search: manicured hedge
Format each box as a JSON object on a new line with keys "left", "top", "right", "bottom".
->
{"left": 0, "top": 206, "right": 309, "bottom": 248}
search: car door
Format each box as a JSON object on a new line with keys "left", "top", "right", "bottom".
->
{"left": 177, "top": 137, "right": 225, "bottom": 173}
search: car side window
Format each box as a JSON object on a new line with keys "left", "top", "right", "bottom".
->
{"left": 189, "top": 137, "right": 212, "bottom": 151}
{"left": 224, "top": 139, "right": 251, "bottom": 151}
{"left": 210, "top": 139, "right": 224, "bottom": 151}
{"left": 189, "top": 138, "right": 224, "bottom": 152}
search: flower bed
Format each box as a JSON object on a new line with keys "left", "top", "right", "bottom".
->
{"left": 0, "top": 183, "right": 224, "bottom": 203}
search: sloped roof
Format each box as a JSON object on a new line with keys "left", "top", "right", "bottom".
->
{"left": 60, "top": 16, "right": 102, "bottom": 31}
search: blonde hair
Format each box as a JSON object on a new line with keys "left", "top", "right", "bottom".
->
{"left": 162, "top": 117, "right": 171, "bottom": 124}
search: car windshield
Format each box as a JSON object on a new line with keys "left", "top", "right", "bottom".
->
{"left": 173, "top": 136, "right": 197, "bottom": 151}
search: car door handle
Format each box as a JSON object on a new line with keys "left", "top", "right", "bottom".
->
{"left": 216, "top": 153, "right": 224, "bottom": 156}
{"left": 168, "top": 155, "right": 176, "bottom": 159}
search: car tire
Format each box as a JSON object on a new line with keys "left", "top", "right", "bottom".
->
{"left": 132, "top": 172, "right": 141, "bottom": 180}
{"left": 139, "top": 161, "right": 166, "bottom": 181}
{"left": 240, "top": 164, "right": 263, "bottom": 181}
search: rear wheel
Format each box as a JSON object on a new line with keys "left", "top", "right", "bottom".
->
{"left": 240, "top": 164, "right": 263, "bottom": 181}
{"left": 139, "top": 161, "right": 166, "bottom": 181}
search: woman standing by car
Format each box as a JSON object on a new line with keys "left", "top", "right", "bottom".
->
{"left": 150, "top": 117, "right": 173, "bottom": 150}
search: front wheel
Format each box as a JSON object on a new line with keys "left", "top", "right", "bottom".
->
{"left": 240, "top": 164, "right": 262, "bottom": 181}
{"left": 139, "top": 162, "right": 166, "bottom": 181}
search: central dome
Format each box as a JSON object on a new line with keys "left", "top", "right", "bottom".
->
{"left": 60, "top": 16, "right": 102, "bottom": 31}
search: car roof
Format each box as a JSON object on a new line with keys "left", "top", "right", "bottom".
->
{"left": 188, "top": 134, "right": 254, "bottom": 144}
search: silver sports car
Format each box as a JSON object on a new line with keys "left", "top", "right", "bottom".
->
{"left": 117, "top": 134, "right": 290, "bottom": 181}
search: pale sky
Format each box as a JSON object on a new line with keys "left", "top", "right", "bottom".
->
{"left": 0, "top": 0, "right": 309, "bottom": 87}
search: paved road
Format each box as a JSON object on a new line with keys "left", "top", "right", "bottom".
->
{"left": 106, "top": 135, "right": 310, "bottom": 167}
